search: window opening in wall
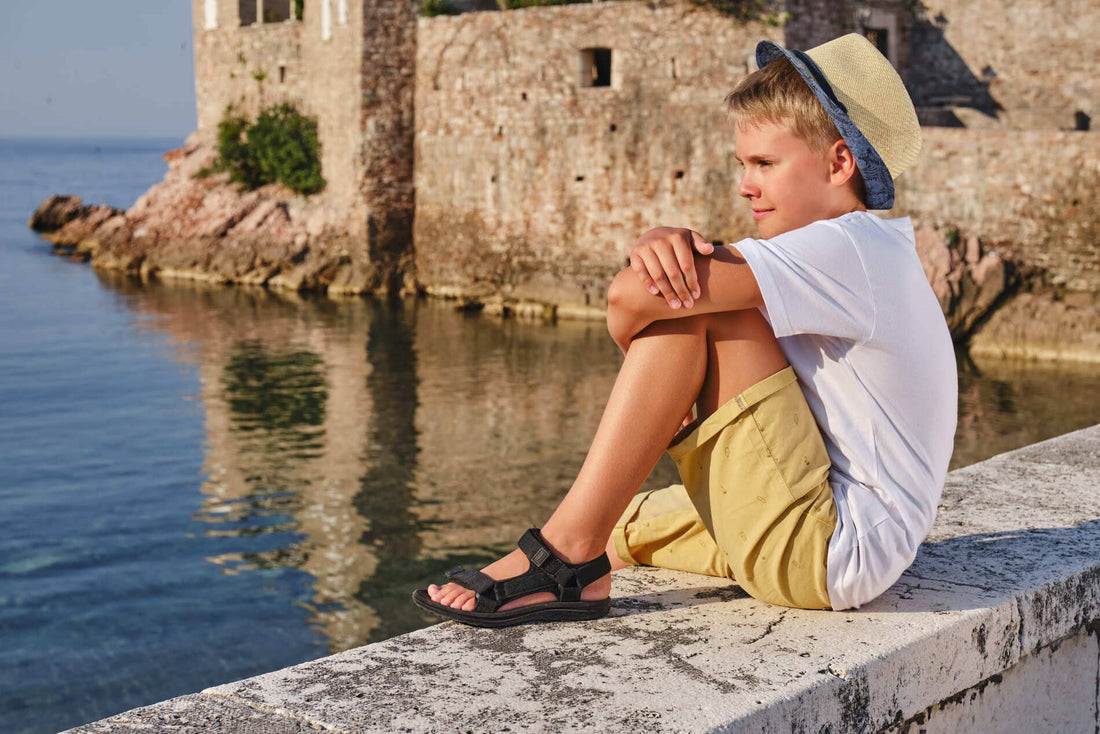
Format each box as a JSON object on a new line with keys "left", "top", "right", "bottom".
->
{"left": 863, "top": 27, "right": 888, "bottom": 58}
{"left": 674, "top": 170, "right": 684, "bottom": 179}
{"left": 239, "top": 0, "right": 258, "bottom": 25}
{"left": 579, "top": 48, "right": 612, "bottom": 88}
{"left": 337, "top": 0, "right": 347, "bottom": 24}
{"left": 279, "top": 64, "right": 287, "bottom": 83}
{"left": 670, "top": 57, "right": 677, "bottom": 79}
{"left": 521, "top": 92, "right": 528, "bottom": 101}
{"left": 294, "top": 0, "right": 304, "bottom": 20}
{"left": 575, "top": 176, "right": 585, "bottom": 182}
{"left": 205, "top": 0, "right": 218, "bottom": 29}
{"left": 861, "top": 8, "right": 899, "bottom": 68}
{"left": 263, "top": 0, "right": 293, "bottom": 22}
{"left": 1076, "top": 111, "right": 1091, "bottom": 131}
{"left": 609, "top": 123, "right": 617, "bottom": 132}
{"left": 491, "top": 175, "right": 497, "bottom": 183}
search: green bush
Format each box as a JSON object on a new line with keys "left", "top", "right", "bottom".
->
{"left": 422, "top": 0, "right": 460, "bottom": 15}
{"left": 211, "top": 104, "right": 325, "bottom": 196}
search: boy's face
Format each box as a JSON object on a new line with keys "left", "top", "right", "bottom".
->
{"left": 734, "top": 120, "right": 846, "bottom": 239}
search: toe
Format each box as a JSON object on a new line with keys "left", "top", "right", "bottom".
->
{"left": 440, "top": 585, "right": 466, "bottom": 607}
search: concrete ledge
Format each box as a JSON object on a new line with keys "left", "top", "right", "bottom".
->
{"left": 70, "top": 427, "right": 1100, "bottom": 733}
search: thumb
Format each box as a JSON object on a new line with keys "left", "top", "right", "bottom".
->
{"left": 691, "top": 231, "right": 715, "bottom": 255}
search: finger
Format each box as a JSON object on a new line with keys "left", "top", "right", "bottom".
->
{"left": 629, "top": 252, "right": 660, "bottom": 296}
{"left": 692, "top": 230, "right": 715, "bottom": 255}
{"left": 672, "top": 235, "right": 701, "bottom": 301}
{"left": 654, "top": 244, "right": 694, "bottom": 307}
{"left": 639, "top": 250, "right": 682, "bottom": 308}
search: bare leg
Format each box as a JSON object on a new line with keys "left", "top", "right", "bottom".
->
{"left": 428, "top": 308, "right": 786, "bottom": 611}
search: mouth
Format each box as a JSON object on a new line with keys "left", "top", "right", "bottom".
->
{"left": 751, "top": 209, "right": 773, "bottom": 221}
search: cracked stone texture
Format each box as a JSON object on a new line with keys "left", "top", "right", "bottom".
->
{"left": 883, "top": 631, "right": 1099, "bottom": 734}
{"left": 68, "top": 426, "right": 1100, "bottom": 733}
{"left": 65, "top": 695, "right": 317, "bottom": 733}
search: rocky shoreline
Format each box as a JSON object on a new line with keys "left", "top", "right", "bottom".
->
{"left": 29, "top": 138, "right": 402, "bottom": 297}
{"left": 29, "top": 140, "right": 1100, "bottom": 362}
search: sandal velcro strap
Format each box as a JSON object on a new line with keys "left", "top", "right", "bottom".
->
{"left": 446, "top": 567, "right": 495, "bottom": 595}
{"left": 518, "top": 529, "right": 612, "bottom": 591}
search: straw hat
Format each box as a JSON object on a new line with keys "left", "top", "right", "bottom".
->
{"left": 757, "top": 33, "right": 921, "bottom": 209}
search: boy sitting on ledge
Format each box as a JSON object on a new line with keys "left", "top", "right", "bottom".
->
{"left": 413, "top": 33, "right": 957, "bottom": 624}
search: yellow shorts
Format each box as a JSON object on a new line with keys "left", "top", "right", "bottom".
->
{"left": 611, "top": 367, "right": 837, "bottom": 609}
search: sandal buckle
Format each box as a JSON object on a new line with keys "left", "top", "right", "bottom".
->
{"left": 529, "top": 547, "right": 551, "bottom": 567}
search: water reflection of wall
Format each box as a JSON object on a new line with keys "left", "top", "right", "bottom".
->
{"left": 103, "top": 279, "right": 384, "bottom": 650}
{"left": 953, "top": 353, "right": 1100, "bottom": 470}
{"left": 412, "top": 307, "right": 649, "bottom": 551}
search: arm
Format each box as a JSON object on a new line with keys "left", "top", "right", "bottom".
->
{"left": 607, "top": 243, "right": 764, "bottom": 350}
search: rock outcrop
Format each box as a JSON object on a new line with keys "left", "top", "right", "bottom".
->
{"left": 913, "top": 226, "right": 1013, "bottom": 341}
{"left": 968, "top": 290, "right": 1100, "bottom": 362}
{"left": 30, "top": 137, "right": 402, "bottom": 297}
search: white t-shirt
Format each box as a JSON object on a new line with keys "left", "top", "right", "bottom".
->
{"left": 735, "top": 212, "right": 957, "bottom": 610}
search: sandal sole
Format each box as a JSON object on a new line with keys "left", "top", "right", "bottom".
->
{"left": 411, "top": 589, "right": 611, "bottom": 628}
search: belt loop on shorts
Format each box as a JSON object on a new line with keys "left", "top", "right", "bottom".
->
{"left": 737, "top": 366, "right": 798, "bottom": 413}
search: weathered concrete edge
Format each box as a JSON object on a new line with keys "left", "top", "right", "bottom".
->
{"left": 66, "top": 426, "right": 1100, "bottom": 733}
{"left": 66, "top": 692, "right": 336, "bottom": 733}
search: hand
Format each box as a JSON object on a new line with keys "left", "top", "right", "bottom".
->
{"left": 629, "top": 227, "right": 715, "bottom": 309}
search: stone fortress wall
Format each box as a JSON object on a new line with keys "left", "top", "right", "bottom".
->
{"left": 414, "top": 3, "right": 783, "bottom": 311}
{"left": 906, "top": 0, "right": 1097, "bottom": 132}
{"left": 413, "top": 0, "right": 1100, "bottom": 313}
{"left": 188, "top": 0, "right": 1098, "bottom": 317}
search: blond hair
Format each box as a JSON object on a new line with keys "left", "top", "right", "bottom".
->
{"left": 725, "top": 57, "right": 841, "bottom": 153}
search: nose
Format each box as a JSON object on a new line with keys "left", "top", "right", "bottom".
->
{"left": 738, "top": 169, "right": 758, "bottom": 200}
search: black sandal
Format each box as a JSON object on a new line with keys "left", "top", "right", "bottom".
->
{"left": 411, "top": 529, "right": 612, "bottom": 628}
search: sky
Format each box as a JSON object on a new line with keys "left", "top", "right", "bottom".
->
{"left": 0, "top": 2, "right": 196, "bottom": 139}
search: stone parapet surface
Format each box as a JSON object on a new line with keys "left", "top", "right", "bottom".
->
{"left": 68, "top": 425, "right": 1100, "bottom": 733}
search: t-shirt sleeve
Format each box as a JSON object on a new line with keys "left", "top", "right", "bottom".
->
{"left": 733, "top": 220, "right": 875, "bottom": 342}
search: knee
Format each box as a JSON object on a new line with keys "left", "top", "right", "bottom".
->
{"left": 605, "top": 269, "right": 637, "bottom": 315}
{"left": 606, "top": 269, "right": 647, "bottom": 346}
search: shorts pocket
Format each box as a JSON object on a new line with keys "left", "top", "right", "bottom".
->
{"left": 747, "top": 382, "right": 831, "bottom": 501}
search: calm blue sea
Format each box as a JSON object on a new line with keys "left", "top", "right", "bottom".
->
{"left": 0, "top": 139, "right": 326, "bottom": 734}
{"left": 2, "top": 138, "right": 1099, "bottom": 734}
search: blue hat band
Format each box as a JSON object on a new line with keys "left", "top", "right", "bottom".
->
{"left": 756, "top": 41, "right": 895, "bottom": 209}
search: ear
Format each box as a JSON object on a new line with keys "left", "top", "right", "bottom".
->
{"left": 826, "top": 139, "right": 860, "bottom": 187}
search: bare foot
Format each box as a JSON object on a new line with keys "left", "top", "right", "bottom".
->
{"left": 427, "top": 546, "right": 611, "bottom": 612}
